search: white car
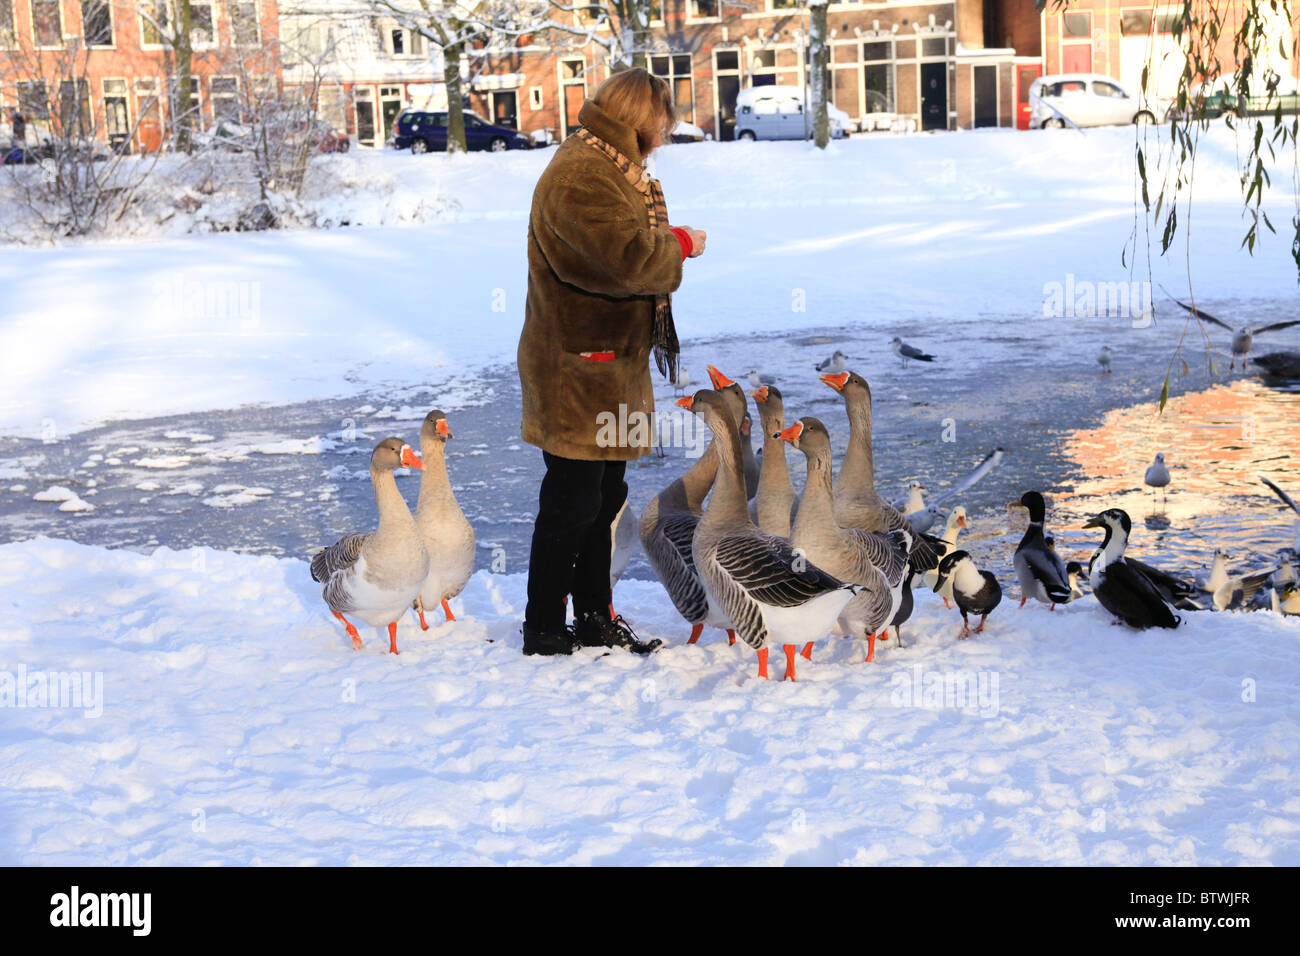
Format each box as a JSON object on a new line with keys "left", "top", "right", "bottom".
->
{"left": 1029, "top": 73, "right": 1157, "bottom": 129}
{"left": 734, "top": 85, "right": 850, "bottom": 140}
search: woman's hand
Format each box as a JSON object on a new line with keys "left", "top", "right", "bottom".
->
{"left": 682, "top": 227, "right": 707, "bottom": 257}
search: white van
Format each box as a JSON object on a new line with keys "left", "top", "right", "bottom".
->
{"left": 1029, "top": 73, "right": 1157, "bottom": 129}
{"left": 734, "top": 85, "right": 850, "bottom": 141}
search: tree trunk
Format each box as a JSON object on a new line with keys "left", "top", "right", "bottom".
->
{"left": 809, "top": 1, "right": 830, "bottom": 149}
{"left": 174, "top": 0, "right": 195, "bottom": 153}
{"left": 444, "top": 43, "right": 466, "bottom": 154}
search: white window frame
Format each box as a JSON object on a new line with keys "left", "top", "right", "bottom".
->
{"left": 30, "top": 0, "right": 64, "bottom": 49}
{"left": 528, "top": 85, "right": 543, "bottom": 110}
{"left": 686, "top": 0, "right": 720, "bottom": 22}
{"left": 101, "top": 76, "right": 131, "bottom": 139}
{"left": 138, "top": 1, "right": 170, "bottom": 50}
{"left": 81, "top": 0, "right": 115, "bottom": 48}
{"left": 227, "top": 0, "right": 261, "bottom": 49}
{"left": 0, "top": 0, "right": 16, "bottom": 49}
{"left": 210, "top": 74, "right": 240, "bottom": 124}
{"left": 190, "top": 0, "right": 217, "bottom": 51}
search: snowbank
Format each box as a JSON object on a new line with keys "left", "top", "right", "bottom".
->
{"left": 1, "top": 536, "right": 1296, "bottom": 865}
{"left": 0, "top": 125, "right": 1296, "bottom": 438}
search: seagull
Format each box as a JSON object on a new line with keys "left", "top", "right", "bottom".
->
{"left": 1162, "top": 288, "right": 1300, "bottom": 370}
{"left": 1144, "top": 452, "right": 1170, "bottom": 501}
{"left": 891, "top": 481, "right": 927, "bottom": 514}
{"left": 1098, "top": 346, "right": 1113, "bottom": 374}
{"left": 1198, "top": 550, "right": 1279, "bottom": 612}
{"left": 671, "top": 366, "right": 693, "bottom": 396}
{"left": 815, "top": 350, "right": 848, "bottom": 373}
{"left": 890, "top": 337, "right": 935, "bottom": 368}
{"left": 747, "top": 369, "right": 776, "bottom": 389}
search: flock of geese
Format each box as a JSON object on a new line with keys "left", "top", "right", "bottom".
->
{"left": 306, "top": 365, "right": 1300, "bottom": 676}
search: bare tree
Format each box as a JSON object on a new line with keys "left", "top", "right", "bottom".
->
{"left": 808, "top": 0, "right": 829, "bottom": 148}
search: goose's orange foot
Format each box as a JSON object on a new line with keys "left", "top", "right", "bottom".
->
{"left": 865, "top": 631, "right": 878, "bottom": 663}
{"left": 943, "top": 598, "right": 952, "bottom": 610}
{"left": 334, "top": 611, "right": 362, "bottom": 649}
{"left": 1018, "top": 597, "right": 1027, "bottom": 608}
{"left": 387, "top": 621, "right": 399, "bottom": 655}
{"left": 726, "top": 628, "right": 737, "bottom": 646}
{"left": 800, "top": 641, "right": 814, "bottom": 661}
{"left": 416, "top": 603, "right": 429, "bottom": 631}
{"left": 783, "top": 644, "right": 798, "bottom": 681}
{"left": 442, "top": 598, "right": 456, "bottom": 623}
{"left": 756, "top": 647, "right": 770, "bottom": 680}
{"left": 975, "top": 616, "right": 988, "bottom": 633}
{"left": 687, "top": 622, "right": 703, "bottom": 645}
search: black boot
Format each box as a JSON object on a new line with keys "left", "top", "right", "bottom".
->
{"left": 573, "top": 611, "right": 663, "bottom": 655}
{"left": 522, "top": 623, "right": 577, "bottom": 656}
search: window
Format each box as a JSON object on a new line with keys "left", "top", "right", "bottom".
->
{"left": 921, "top": 37, "right": 947, "bottom": 58}
{"left": 689, "top": 0, "right": 718, "bottom": 17}
{"left": 103, "top": 78, "right": 129, "bottom": 143}
{"left": 191, "top": 1, "right": 214, "bottom": 47}
{"left": 562, "top": 58, "right": 584, "bottom": 80}
{"left": 31, "top": 0, "right": 61, "bottom": 46}
{"left": 529, "top": 86, "right": 543, "bottom": 109}
{"left": 58, "top": 79, "right": 91, "bottom": 136}
{"left": 211, "top": 77, "right": 238, "bottom": 122}
{"left": 715, "top": 50, "right": 739, "bottom": 72}
{"left": 863, "top": 39, "right": 894, "bottom": 113}
{"left": 139, "top": 1, "right": 169, "bottom": 46}
{"left": 1120, "top": 11, "right": 1151, "bottom": 37}
{"left": 1062, "top": 12, "right": 1090, "bottom": 39}
{"left": 1092, "top": 81, "right": 1126, "bottom": 98}
{"left": 0, "top": 0, "right": 15, "bottom": 47}
{"left": 771, "top": 0, "right": 797, "bottom": 8}
{"left": 650, "top": 53, "right": 694, "bottom": 122}
{"left": 18, "top": 80, "right": 49, "bottom": 118}
{"left": 82, "top": 0, "right": 112, "bottom": 46}
{"left": 388, "top": 24, "right": 425, "bottom": 57}
{"left": 230, "top": 2, "right": 259, "bottom": 47}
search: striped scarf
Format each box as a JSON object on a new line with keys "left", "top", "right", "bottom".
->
{"left": 574, "top": 126, "right": 680, "bottom": 381}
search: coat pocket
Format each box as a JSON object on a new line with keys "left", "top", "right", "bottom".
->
{"left": 557, "top": 349, "right": 653, "bottom": 455}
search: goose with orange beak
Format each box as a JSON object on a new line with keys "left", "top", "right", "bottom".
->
{"left": 411, "top": 410, "right": 475, "bottom": 630}
{"left": 683, "top": 391, "right": 856, "bottom": 681}
{"left": 819, "top": 369, "right": 939, "bottom": 570}
{"left": 749, "top": 384, "right": 797, "bottom": 537}
{"left": 638, "top": 389, "right": 736, "bottom": 647}
{"left": 781, "top": 417, "right": 911, "bottom": 663}
{"left": 706, "top": 364, "right": 758, "bottom": 500}
{"left": 311, "top": 437, "right": 430, "bottom": 654}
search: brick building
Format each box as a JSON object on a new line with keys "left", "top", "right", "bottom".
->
{"left": 0, "top": 1, "right": 281, "bottom": 152}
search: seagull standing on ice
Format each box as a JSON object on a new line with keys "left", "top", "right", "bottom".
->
{"left": 1144, "top": 452, "right": 1170, "bottom": 502}
{"left": 671, "top": 366, "right": 692, "bottom": 396}
{"left": 747, "top": 369, "right": 776, "bottom": 389}
{"left": 1162, "top": 288, "right": 1300, "bottom": 370}
{"left": 815, "top": 350, "right": 848, "bottom": 373}
{"left": 1098, "top": 346, "right": 1113, "bottom": 373}
{"left": 890, "top": 337, "right": 935, "bottom": 368}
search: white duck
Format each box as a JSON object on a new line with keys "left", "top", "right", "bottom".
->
{"left": 411, "top": 410, "right": 475, "bottom": 629}
{"left": 311, "top": 437, "right": 430, "bottom": 654}
{"left": 683, "top": 389, "right": 857, "bottom": 681}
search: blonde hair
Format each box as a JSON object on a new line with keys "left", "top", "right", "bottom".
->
{"left": 590, "top": 67, "right": 676, "bottom": 157}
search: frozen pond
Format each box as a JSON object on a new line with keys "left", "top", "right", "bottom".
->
{"left": 1, "top": 319, "right": 1298, "bottom": 589}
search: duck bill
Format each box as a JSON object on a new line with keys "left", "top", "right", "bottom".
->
{"left": 675, "top": 396, "right": 694, "bottom": 411}
{"left": 777, "top": 422, "right": 803, "bottom": 444}
{"left": 435, "top": 418, "right": 452, "bottom": 439}
{"left": 706, "top": 364, "right": 735, "bottom": 389}
{"left": 750, "top": 386, "right": 769, "bottom": 403}
{"left": 819, "top": 372, "right": 850, "bottom": 392}
{"left": 400, "top": 445, "right": 425, "bottom": 470}
{"left": 957, "top": 515, "right": 968, "bottom": 529}
{"left": 1082, "top": 516, "right": 1104, "bottom": 530}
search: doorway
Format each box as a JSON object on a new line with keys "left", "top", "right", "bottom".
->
{"left": 920, "top": 62, "right": 947, "bottom": 131}
{"left": 973, "top": 64, "right": 997, "bottom": 128}
{"left": 355, "top": 88, "right": 376, "bottom": 147}
{"left": 380, "top": 85, "right": 403, "bottom": 143}
{"left": 1015, "top": 63, "right": 1041, "bottom": 129}
{"left": 490, "top": 90, "right": 518, "bottom": 129}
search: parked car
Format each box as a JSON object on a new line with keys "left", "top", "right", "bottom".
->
{"left": 670, "top": 120, "right": 705, "bottom": 143}
{"left": 394, "top": 110, "right": 531, "bottom": 153}
{"left": 734, "top": 85, "right": 850, "bottom": 141}
{"left": 1029, "top": 74, "right": 1156, "bottom": 129}
{"left": 309, "top": 121, "right": 350, "bottom": 153}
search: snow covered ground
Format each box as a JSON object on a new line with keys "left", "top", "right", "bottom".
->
{"left": 2, "top": 126, "right": 1299, "bottom": 865}
{"left": 0, "top": 536, "right": 1296, "bottom": 865}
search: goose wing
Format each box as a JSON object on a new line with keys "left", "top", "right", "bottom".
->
{"left": 310, "top": 532, "right": 369, "bottom": 584}
{"left": 846, "top": 527, "right": 910, "bottom": 586}
{"left": 714, "top": 533, "right": 850, "bottom": 607}
{"left": 644, "top": 510, "right": 709, "bottom": 623}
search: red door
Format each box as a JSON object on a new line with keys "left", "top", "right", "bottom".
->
{"left": 1062, "top": 43, "right": 1093, "bottom": 73}
{"left": 1016, "top": 64, "right": 1042, "bottom": 129}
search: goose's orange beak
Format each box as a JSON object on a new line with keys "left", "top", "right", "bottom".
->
{"left": 777, "top": 422, "right": 804, "bottom": 444}
{"left": 676, "top": 396, "right": 694, "bottom": 410}
{"left": 435, "top": 418, "right": 452, "bottom": 439}
{"left": 820, "top": 372, "right": 850, "bottom": 392}
{"left": 957, "top": 514, "right": 968, "bottom": 529}
{"left": 750, "top": 386, "right": 769, "bottom": 403}
{"left": 400, "top": 445, "right": 425, "bottom": 470}
{"left": 706, "top": 364, "right": 735, "bottom": 389}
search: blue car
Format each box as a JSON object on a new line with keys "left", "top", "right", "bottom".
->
{"left": 393, "top": 110, "right": 531, "bottom": 153}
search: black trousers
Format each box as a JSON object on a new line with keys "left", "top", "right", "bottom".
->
{"left": 524, "top": 451, "right": 628, "bottom": 631}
